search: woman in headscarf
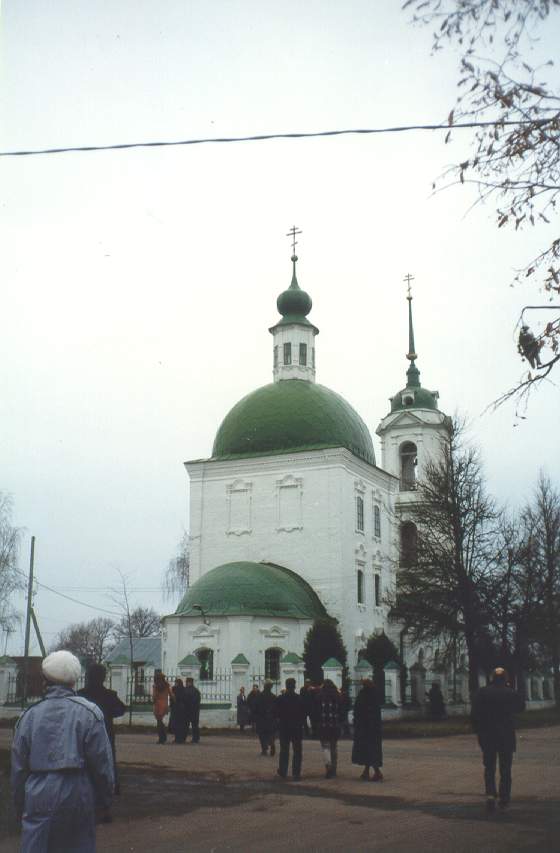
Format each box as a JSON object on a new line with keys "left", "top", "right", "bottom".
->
{"left": 351, "top": 678, "right": 383, "bottom": 781}
{"left": 152, "top": 671, "right": 172, "bottom": 744}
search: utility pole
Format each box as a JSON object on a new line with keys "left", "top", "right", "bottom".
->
{"left": 21, "top": 536, "right": 35, "bottom": 708}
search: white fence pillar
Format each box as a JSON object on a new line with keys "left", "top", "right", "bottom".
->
{"left": 0, "top": 657, "right": 17, "bottom": 705}
{"left": 322, "top": 657, "right": 343, "bottom": 689}
{"left": 178, "top": 655, "right": 201, "bottom": 686}
{"left": 384, "top": 661, "right": 402, "bottom": 706}
{"left": 231, "top": 654, "right": 250, "bottom": 697}
{"left": 107, "top": 664, "right": 129, "bottom": 704}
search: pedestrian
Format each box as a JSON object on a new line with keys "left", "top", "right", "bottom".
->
{"left": 352, "top": 678, "right": 383, "bottom": 782}
{"left": 471, "top": 667, "right": 525, "bottom": 811}
{"left": 78, "top": 663, "right": 126, "bottom": 806}
{"left": 339, "top": 688, "right": 352, "bottom": 737}
{"left": 317, "top": 679, "right": 342, "bottom": 778}
{"left": 247, "top": 683, "right": 260, "bottom": 732}
{"left": 426, "top": 682, "right": 446, "bottom": 720}
{"left": 184, "top": 677, "right": 202, "bottom": 743}
{"left": 236, "top": 686, "right": 251, "bottom": 732}
{"left": 11, "top": 650, "right": 114, "bottom": 853}
{"left": 254, "top": 680, "right": 276, "bottom": 756}
{"left": 152, "top": 670, "right": 172, "bottom": 744}
{"left": 170, "top": 678, "right": 188, "bottom": 744}
{"left": 274, "top": 678, "right": 305, "bottom": 780}
{"left": 299, "top": 680, "right": 313, "bottom": 736}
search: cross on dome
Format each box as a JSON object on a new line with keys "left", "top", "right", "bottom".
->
{"left": 286, "top": 225, "right": 302, "bottom": 259}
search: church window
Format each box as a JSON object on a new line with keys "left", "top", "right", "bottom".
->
{"left": 274, "top": 345, "right": 278, "bottom": 368}
{"left": 265, "top": 647, "right": 282, "bottom": 681}
{"left": 400, "top": 442, "right": 417, "bottom": 491}
{"left": 196, "top": 647, "right": 214, "bottom": 681}
{"left": 283, "top": 342, "right": 292, "bottom": 365}
{"left": 357, "top": 569, "right": 364, "bottom": 604}
{"left": 374, "top": 505, "right": 381, "bottom": 538}
{"left": 374, "top": 573, "right": 381, "bottom": 606}
{"left": 400, "top": 521, "right": 418, "bottom": 567}
{"left": 299, "top": 342, "right": 307, "bottom": 365}
{"left": 356, "top": 496, "right": 364, "bottom": 532}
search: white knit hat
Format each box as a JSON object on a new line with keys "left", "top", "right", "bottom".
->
{"left": 42, "top": 650, "right": 82, "bottom": 686}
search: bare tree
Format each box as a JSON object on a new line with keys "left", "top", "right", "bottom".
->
{"left": 52, "top": 617, "right": 115, "bottom": 663}
{"left": 0, "top": 492, "right": 23, "bottom": 639}
{"left": 109, "top": 571, "right": 136, "bottom": 726}
{"left": 404, "top": 0, "right": 560, "bottom": 404}
{"left": 162, "top": 531, "right": 190, "bottom": 602}
{"left": 390, "top": 419, "right": 499, "bottom": 696}
{"left": 113, "top": 606, "right": 160, "bottom": 640}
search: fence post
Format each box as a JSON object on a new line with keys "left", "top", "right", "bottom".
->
{"left": 0, "top": 657, "right": 17, "bottom": 705}
{"left": 384, "top": 661, "right": 401, "bottom": 706}
{"left": 107, "top": 663, "right": 129, "bottom": 704}
{"left": 322, "top": 657, "right": 343, "bottom": 689}
{"left": 178, "top": 654, "right": 201, "bottom": 685}
{"left": 231, "top": 654, "right": 250, "bottom": 698}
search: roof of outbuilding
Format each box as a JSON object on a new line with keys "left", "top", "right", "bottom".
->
{"left": 105, "top": 637, "right": 161, "bottom": 667}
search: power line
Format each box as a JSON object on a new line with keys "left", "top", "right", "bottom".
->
{"left": 0, "top": 119, "right": 541, "bottom": 159}
{"left": 13, "top": 565, "right": 121, "bottom": 616}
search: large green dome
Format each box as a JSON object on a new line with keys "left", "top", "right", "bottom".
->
{"left": 175, "top": 561, "right": 328, "bottom": 619}
{"left": 212, "top": 379, "right": 375, "bottom": 465}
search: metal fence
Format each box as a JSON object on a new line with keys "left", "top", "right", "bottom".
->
{"left": 126, "top": 670, "right": 233, "bottom": 707}
{"left": 4, "top": 672, "right": 111, "bottom": 707}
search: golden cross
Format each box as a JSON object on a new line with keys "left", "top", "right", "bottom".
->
{"left": 286, "top": 225, "right": 302, "bottom": 254}
{"left": 403, "top": 273, "right": 415, "bottom": 299}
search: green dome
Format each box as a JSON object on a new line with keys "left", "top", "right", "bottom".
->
{"left": 277, "top": 283, "right": 312, "bottom": 318}
{"left": 212, "top": 379, "right": 375, "bottom": 465}
{"left": 175, "top": 561, "right": 328, "bottom": 619}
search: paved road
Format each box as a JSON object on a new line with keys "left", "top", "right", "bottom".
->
{"left": 1, "top": 726, "right": 559, "bottom": 852}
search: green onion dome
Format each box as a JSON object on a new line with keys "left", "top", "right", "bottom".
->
{"left": 212, "top": 379, "right": 376, "bottom": 465}
{"left": 175, "top": 561, "right": 328, "bottom": 619}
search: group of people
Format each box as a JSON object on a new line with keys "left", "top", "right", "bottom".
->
{"left": 9, "top": 651, "right": 526, "bottom": 852}
{"left": 239, "top": 677, "right": 383, "bottom": 782}
{"left": 152, "top": 672, "right": 201, "bottom": 745}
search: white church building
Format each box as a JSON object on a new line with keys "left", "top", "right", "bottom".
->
{"left": 161, "top": 246, "right": 450, "bottom": 702}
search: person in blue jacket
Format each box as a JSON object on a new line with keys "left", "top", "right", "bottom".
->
{"left": 11, "top": 650, "right": 114, "bottom": 853}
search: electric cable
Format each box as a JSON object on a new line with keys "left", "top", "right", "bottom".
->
{"left": 0, "top": 118, "right": 545, "bottom": 158}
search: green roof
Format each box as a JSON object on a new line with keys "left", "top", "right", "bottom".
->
{"left": 178, "top": 654, "right": 200, "bottom": 666}
{"left": 356, "top": 659, "right": 372, "bottom": 670}
{"left": 384, "top": 660, "right": 400, "bottom": 671}
{"left": 282, "top": 652, "right": 302, "bottom": 664}
{"left": 231, "top": 653, "right": 250, "bottom": 665}
{"left": 175, "top": 561, "right": 328, "bottom": 620}
{"left": 212, "top": 380, "right": 375, "bottom": 466}
{"left": 322, "top": 657, "right": 342, "bottom": 668}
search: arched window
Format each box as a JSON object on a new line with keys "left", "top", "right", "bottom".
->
{"left": 400, "top": 442, "right": 417, "bottom": 491}
{"left": 265, "top": 647, "right": 282, "bottom": 681}
{"left": 356, "top": 496, "right": 364, "bottom": 532}
{"left": 196, "top": 647, "right": 214, "bottom": 681}
{"left": 374, "top": 573, "right": 381, "bottom": 606}
{"left": 374, "top": 504, "right": 381, "bottom": 538}
{"left": 400, "top": 521, "right": 418, "bottom": 567}
{"left": 357, "top": 569, "right": 364, "bottom": 604}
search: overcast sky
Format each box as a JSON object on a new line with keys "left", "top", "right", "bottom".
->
{"left": 2, "top": 1, "right": 559, "bottom": 656}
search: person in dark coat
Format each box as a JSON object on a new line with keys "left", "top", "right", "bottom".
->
{"left": 274, "top": 678, "right": 305, "bottom": 780}
{"left": 471, "top": 667, "right": 525, "bottom": 811}
{"left": 170, "top": 678, "right": 188, "bottom": 744}
{"left": 427, "top": 683, "right": 446, "bottom": 720}
{"left": 78, "top": 663, "right": 126, "bottom": 803}
{"left": 247, "top": 684, "right": 260, "bottom": 732}
{"left": 351, "top": 679, "right": 383, "bottom": 781}
{"left": 339, "top": 689, "right": 352, "bottom": 737}
{"left": 236, "top": 686, "right": 251, "bottom": 732}
{"left": 254, "top": 681, "right": 276, "bottom": 756}
{"left": 184, "top": 677, "right": 202, "bottom": 743}
{"left": 317, "top": 680, "right": 342, "bottom": 778}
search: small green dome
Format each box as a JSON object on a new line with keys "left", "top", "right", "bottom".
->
{"left": 390, "top": 382, "right": 440, "bottom": 413}
{"left": 212, "top": 379, "right": 375, "bottom": 465}
{"left": 277, "top": 282, "right": 312, "bottom": 319}
{"left": 175, "top": 561, "right": 328, "bottom": 619}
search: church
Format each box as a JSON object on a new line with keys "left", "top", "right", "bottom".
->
{"left": 161, "top": 243, "right": 448, "bottom": 691}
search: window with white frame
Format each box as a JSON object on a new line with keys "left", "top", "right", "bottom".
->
{"left": 299, "top": 342, "right": 307, "bottom": 365}
{"left": 357, "top": 568, "right": 364, "bottom": 604}
{"left": 283, "top": 342, "right": 292, "bottom": 365}
{"left": 356, "top": 495, "right": 364, "bottom": 532}
{"left": 374, "top": 504, "right": 381, "bottom": 538}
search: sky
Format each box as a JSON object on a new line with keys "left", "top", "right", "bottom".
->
{"left": 2, "top": 1, "right": 559, "bottom": 656}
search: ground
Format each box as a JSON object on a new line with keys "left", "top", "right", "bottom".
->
{"left": 1, "top": 726, "right": 559, "bottom": 852}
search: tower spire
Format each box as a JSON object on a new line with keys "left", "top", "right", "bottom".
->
{"left": 287, "top": 225, "right": 302, "bottom": 287}
{"left": 403, "top": 273, "right": 420, "bottom": 388}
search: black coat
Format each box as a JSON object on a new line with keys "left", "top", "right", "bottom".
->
{"left": 317, "top": 688, "right": 342, "bottom": 740}
{"left": 274, "top": 690, "right": 305, "bottom": 735}
{"left": 471, "top": 683, "right": 525, "bottom": 752}
{"left": 236, "top": 694, "right": 251, "bottom": 726}
{"left": 351, "top": 686, "right": 383, "bottom": 767}
{"left": 253, "top": 689, "right": 276, "bottom": 734}
{"left": 77, "top": 685, "right": 126, "bottom": 745}
{"left": 183, "top": 685, "right": 202, "bottom": 720}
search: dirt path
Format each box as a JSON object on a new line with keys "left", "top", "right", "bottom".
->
{"left": 1, "top": 727, "right": 559, "bottom": 851}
